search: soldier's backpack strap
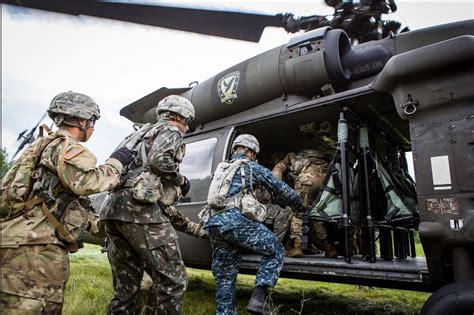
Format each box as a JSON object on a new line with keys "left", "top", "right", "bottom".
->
{"left": 24, "top": 196, "right": 76, "bottom": 243}
{"left": 28, "top": 133, "right": 77, "bottom": 243}
{"left": 56, "top": 134, "right": 71, "bottom": 188}
{"left": 39, "top": 123, "right": 53, "bottom": 137}
{"left": 240, "top": 161, "right": 254, "bottom": 194}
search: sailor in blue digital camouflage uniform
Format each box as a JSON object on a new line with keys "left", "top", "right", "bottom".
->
{"left": 204, "top": 134, "right": 306, "bottom": 315}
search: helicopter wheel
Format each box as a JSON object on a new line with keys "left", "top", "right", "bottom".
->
{"left": 420, "top": 280, "right": 474, "bottom": 315}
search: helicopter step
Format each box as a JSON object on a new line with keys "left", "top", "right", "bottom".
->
{"left": 238, "top": 254, "right": 432, "bottom": 292}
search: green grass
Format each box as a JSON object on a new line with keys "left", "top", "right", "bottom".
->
{"left": 64, "top": 244, "right": 430, "bottom": 315}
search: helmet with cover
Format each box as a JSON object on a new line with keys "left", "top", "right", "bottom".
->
{"left": 48, "top": 91, "right": 100, "bottom": 126}
{"left": 232, "top": 134, "right": 260, "bottom": 154}
{"left": 156, "top": 95, "right": 195, "bottom": 124}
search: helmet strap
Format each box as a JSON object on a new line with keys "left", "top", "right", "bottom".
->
{"left": 61, "top": 118, "right": 89, "bottom": 141}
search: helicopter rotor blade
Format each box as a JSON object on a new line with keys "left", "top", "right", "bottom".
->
{"left": 1, "top": 0, "right": 284, "bottom": 42}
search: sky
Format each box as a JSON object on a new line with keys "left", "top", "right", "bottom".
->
{"left": 1, "top": 1, "right": 473, "bottom": 165}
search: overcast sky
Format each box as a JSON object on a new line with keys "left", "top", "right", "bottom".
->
{"left": 2, "top": 1, "right": 473, "bottom": 164}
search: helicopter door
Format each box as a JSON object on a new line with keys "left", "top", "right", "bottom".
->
{"left": 175, "top": 126, "right": 234, "bottom": 266}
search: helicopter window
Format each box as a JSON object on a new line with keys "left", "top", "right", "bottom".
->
{"left": 179, "top": 137, "right": 217, "bottom": 203}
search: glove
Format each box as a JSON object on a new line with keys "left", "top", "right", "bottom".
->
{"left": 180, "top": 176, "right": 191, "bottom": 197}
{"left": 110, "top": 147, "right": 134, "bottom": 166}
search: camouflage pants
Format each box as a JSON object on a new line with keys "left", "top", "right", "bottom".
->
{"left": 104, "top": 220, "right": 187, "bottom": 315}
{"left": 264, "top": 204, "right": 292, "bottom": 241}
{"left": 207, "top": 219, "right": 284, "bottom": 315}
{"left": 288, "top": 216, "right": 303, "bottom": 240}
{"left": 294, "top": 168, "right": 326, "bottom": 246}
{"left": 0, "top": 244, "right": 69, "bottom": 315}
{"left": 264, "top": 205, "right": 302, "bottom": 242}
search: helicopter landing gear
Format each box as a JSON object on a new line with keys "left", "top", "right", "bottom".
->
{"left": 420, "top": 280, "right": 474, "bottom": 315}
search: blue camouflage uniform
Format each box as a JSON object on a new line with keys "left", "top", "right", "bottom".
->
{"left": 205, "top": 154, "right": 305, "bottom": 315}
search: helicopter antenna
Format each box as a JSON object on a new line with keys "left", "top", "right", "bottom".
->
{"left": 11, "top": 112, "right": 47, "bottom": 161}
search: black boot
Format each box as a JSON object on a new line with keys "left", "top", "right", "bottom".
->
{"left": 246, "top": 285, "right": 269, "bottom": 314}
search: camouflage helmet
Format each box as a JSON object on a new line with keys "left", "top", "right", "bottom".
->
{"left": 232, "top": 134, "right": 260, "bottom": 154}
{"left": 48, "top": 91, "right": 101, "bottom": 121}
{"left": 156, "top": 95, "right": 195, "bottom": 123}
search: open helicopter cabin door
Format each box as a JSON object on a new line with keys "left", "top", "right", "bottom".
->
{"left": 176, "top": 126, "right": 235, "bottom": 267}
{"left": 226, "top": 94, "right": 420, "bottom": 265}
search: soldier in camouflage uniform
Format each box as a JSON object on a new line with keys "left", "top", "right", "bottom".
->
{"left": 272, "top": 149, "right": 329, "bottom": 257}
{"left": 100, "top": 95, "right": 196, "bottom": 314}
{"left": 0, "top": 91, "right": 134, "bottom": 314}
{"left": 204, "top": 134, "right": 306, "bottom": 315}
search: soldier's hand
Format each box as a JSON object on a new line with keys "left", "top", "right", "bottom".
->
{"left": 180, "top": 176, "right": 191, "bottom": 197}
{"left": 196, "top": 225, "right": 207, "bottom": 239}
{"left": 110, "top": 147, "right": 135, "bottom": 166}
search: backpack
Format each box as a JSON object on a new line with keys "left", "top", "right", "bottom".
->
{"left": 207, "top": 160, "right": 245, "bottom": 210}
{"left": 0, "top": 129, "right": 62, "bottom": 221}
{"left": 206, "top": 159, "right": 266, "bottom": 222}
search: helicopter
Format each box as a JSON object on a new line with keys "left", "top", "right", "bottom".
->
{"left": 2, "top": 1, "right": 474, "bottom": 313}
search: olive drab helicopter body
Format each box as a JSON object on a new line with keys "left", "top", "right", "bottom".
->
{"left": 3, "top": 1, "right": 474, "bottom": 312}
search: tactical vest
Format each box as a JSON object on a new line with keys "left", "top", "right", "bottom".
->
{"left": 205, "top": 159, "right": 266, "bottom": 222}
{"left": 115, "top": 123, "right": 182, "bottom": 207}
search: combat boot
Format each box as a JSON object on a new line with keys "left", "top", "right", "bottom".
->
{"left": 286, "top": 239, "right": 303, "bottom": 258}
{"left": 324, "top": 242, "right": 339, "bottom": 258}
{"left": 247, "top": 285, "right": 269, "bottom": 314}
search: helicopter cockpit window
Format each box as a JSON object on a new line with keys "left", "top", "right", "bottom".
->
{"left": 179, "top": 137, "right": 217, "bottom": 203}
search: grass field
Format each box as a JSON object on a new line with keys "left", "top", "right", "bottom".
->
{"left": 64, "top": 244, "right": 430, "bottom": 314}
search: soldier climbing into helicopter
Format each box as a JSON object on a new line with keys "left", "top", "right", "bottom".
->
{"left": 203, "top": 134, "right": 307, "bottom": 315}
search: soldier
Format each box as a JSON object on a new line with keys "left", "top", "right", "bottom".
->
{"left": 0, "top": 91, "right": 134, "bottom": 314}
{"left": 204, "top": 134, "right": 306, "bottom": 315}
{"left": 272, "top": 149, "right": 329, "bottom": 257}
{"left": 100, "top": 95, "right": 195, "bottom": 314}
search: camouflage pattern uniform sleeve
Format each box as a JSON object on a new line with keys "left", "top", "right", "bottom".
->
{"left": 272, "top": 152, "right": 296, "bottom": 180}
{"left": 148, "top": 126, "right": 185, "bottom": 185}
{"left": 253, "top": 163, "right": 305, "bottom": 212}
{"left": 59, "top": 143, "right": 123, "bottom": 195}
{"left": 166, "top": 206, "right": 205, "bottom": 237}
